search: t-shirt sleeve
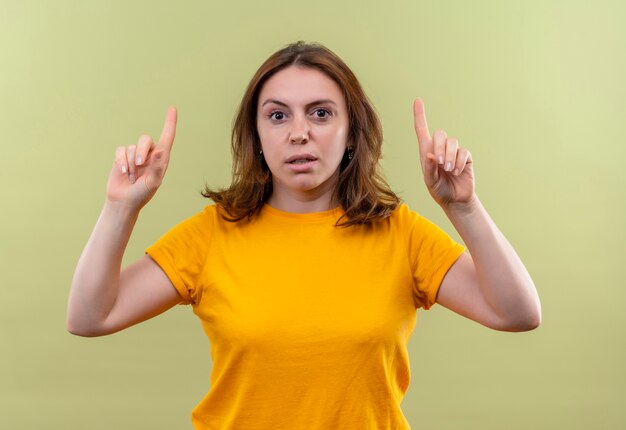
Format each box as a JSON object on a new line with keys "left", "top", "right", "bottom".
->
{"left": 404, "top": 206, "right": 466, "bottom": 310}
{"left": 144, "top": 205, "right": 214, "bottom": 306}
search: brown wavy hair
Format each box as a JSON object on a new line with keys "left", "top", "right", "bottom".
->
{"left": 201, "top": 41, "right": 400, "bottom": 227}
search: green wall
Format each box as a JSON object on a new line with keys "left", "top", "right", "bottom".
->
{"left": 2, "top": 0, "right": 624, "bottom": 428}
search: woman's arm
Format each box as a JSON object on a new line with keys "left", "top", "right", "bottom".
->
{"left": 437, "top": 198, "right": 541, "bottom": 331}
{"left": 66, "top": 107, "right": 181, "bottom": 337}
{"left": 66, "top": 202, "right": 181, "bottom": 337}
{"left": 412, "top": 99, "right": 541, "bottom": 331}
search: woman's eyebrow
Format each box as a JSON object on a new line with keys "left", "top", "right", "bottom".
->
{"left": 261, "top": 98, "right": 338, "bottom": 108}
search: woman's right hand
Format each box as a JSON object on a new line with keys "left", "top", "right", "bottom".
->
{"left": 106, "top": 106, "right": 178, "bottom": 211}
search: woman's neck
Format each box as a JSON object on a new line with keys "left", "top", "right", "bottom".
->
{"left": 267, "top": 184, "right": 340, "bottom": 214}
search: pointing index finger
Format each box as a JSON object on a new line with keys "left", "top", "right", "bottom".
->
{"left": 158, "top": 106, "right": 178, "bottom": 150}
{"left": 413, "top": 98, "right": 432, "bottom": 155}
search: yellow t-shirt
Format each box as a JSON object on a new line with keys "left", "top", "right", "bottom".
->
{"left": 145, "top": 203, "right": 465, "bottom": 429}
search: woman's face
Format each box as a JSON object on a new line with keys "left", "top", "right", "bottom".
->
{"left": 256, "top": 66, "right": 349, "bottom": 203}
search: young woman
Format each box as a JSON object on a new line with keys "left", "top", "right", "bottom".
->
{"left": 67, "top": 41, "right": 541, "bottom": 429}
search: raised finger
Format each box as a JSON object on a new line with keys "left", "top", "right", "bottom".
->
{"left": 115, "top": 146, "right": 128, "bottom": 174}
{"left": 158, "top": 106, "right": 177, "bottom": 152}
{"left": 126, "top": 144, "right": 137, "bottom": 183}
{"left": 444, "top": 137, "right": 459, "bottom": 172}
{"left": 433, "top": 130, "right": 447, "bottom": 166}
{"left": 413, "top": 98, "right": 432, "bottom": 156}
{"left": 135, "top": 135, "right": 154, "bottom": 166}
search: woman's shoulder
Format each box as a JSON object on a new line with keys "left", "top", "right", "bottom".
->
{"left": 387, "top": 203, "right": 444, "bottom": 234}
{"left": 165, "top": 204, "right": 220, "bottom": 234}
{"left": 388, "top": 202, "right": 421, "bottom": 224}
{"left": 200, "top": 203, "right": 219, "bottom": 218}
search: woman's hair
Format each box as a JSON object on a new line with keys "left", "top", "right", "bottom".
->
{"left": 201, "top": 40, "right": 400, "bottom": 227}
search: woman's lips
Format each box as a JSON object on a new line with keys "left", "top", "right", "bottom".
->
{"left": 285, "top": 153, "right": 318, "bottom": 172}
{"left": 286, "top": 159, "right": 317, "bottom": 172}
{"left": 286, "top": 153, "right": 317, "bottom": 163}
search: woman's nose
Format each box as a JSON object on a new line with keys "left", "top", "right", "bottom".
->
{"left": 289, "top": 115, "right": 309, "bottom": 144}
{"left": 290, "top": 133, "right": 308, "bottom": 144}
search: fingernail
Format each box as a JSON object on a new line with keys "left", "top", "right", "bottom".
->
{"left": 129, "top": 174, "right": 136, "bottom": 183}
{"left": 453, "top": 168, "right": 460, "bottom": 176}
{"left": 121, "top": 165, "right": 127, "bottom": 173}
{"left": 136, "top": 157, "right": 142, "bottom": 165}
{"left": 438, "top": 155, "right": 444, "bottom": 164}
{"left": 445, "top": 162, "right": 452, "bottom": 171}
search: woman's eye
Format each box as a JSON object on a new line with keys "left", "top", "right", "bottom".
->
{"left": 314, "top": 109, "right": 331, "bottom": 119}
{"left": 269, "top": 111, "right": 285, "bottom": 121}
{"left": 268, "top": 109, "right": 330, "bottom": 121}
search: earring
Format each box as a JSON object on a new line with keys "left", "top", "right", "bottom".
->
{"left": 348, "top": 148, "right": 354, "bottom": 160}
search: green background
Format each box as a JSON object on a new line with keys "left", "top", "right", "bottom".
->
{"left": 2, "top": 0, "right": 624, "bottom": 428}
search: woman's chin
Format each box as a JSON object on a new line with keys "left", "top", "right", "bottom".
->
{"left": 275, "top": 177, "right": 332, "bottom": 196}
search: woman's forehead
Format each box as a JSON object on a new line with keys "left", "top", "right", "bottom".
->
{"left": 258, "top": 66, "right": 345, "bottom": 107}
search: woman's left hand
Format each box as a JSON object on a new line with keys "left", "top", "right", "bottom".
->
{"left": 413, "top": 98, "right": 477, "bottom": 209}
